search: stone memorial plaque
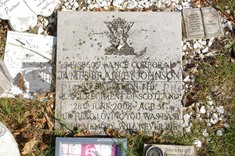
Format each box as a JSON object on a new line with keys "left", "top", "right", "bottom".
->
{"left": 3, "top": 31, "right": 56, "bottom": 98}
{"left": 56, "top": 137, "right": 127, "bottom": 156}
{"left": 0, "top": 0, "right": 59, "bottom": 31}
{"left": 183, "top": 8, "right": 205, "bottom": 39}
{"left": 56, "top": 12, "right": 182, "bottom": 134}
{"left": 0, "top": 60, "right": 13, "bottom": 95}
{"left": 201, "top": 7, "right": 223, "bottom": 38}
{"left": 144, "top": 144, "right": 195, "bottom": 156}
{"left": 183, "top": 7, "right": 223, "bottom": 40}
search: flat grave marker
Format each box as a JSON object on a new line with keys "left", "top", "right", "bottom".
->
{"left": 183, "top": 7, "right": 223, "bottom": 40}
{"left": 3, "top": 31, "right": 56, "bottom": 98}
{"left": 56, "top": 12, "right": 182, "bottom": 134}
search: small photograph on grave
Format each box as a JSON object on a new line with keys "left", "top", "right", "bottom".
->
{"left": 55, "top": 137, "right": 127, "bottom": 156}
{"left": 143, "top": 144, "right": 195, "bottom": 156}
{"left": 3, "top": 31, "right": 56, "bottom": 98}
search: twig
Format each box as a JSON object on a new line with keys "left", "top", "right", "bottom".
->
{"left": 205, "top": 0, "right": 235, "bottom": 25}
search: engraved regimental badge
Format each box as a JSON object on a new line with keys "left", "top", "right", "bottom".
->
{"left": 0, "top": 125, "right": 6, "bottom": 137}
{"left": 104, "top": 18, "right": 135, "bottom": 55}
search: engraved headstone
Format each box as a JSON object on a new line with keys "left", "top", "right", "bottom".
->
{"left": 0, "top": 0, "right": 60, "bottom": 31}
{"left": 56, "top": 137, "right": 127, "bottom": 156}
{"left": 56, "top": 12, "right": 182, "bottom": 134}
{"left": 183, "top": 7, "right": 223, "bottom": 40}
{"left": 0, "top": 121, "right": 20, "bottom": 156}
{"left": 3, "top": 31, "right": 56, "bottom": 98}
{"left": 0, "top": 60, "right": 13, "bottom": 95}
{"left": 143, "top": 144, "right": 195, "bottom": 156}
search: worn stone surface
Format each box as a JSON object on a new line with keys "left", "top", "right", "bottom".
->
{"left": 3, "top": 31, "right": 56, "bottom": 98}
{"left": 144, "top": 144, "right": 195, "bottom": 156}
{"left": 0, "top": 122, "right": 20, "bottom": 156}
{"left": 183, "top": 7, "right": 223, "bottom": 40}
{"left": 56, "top": 12, "right": 182, "bottom": 134}
{"left": 0, "top": 0, "right": 60, "bottom": 31}
{"left": 0, "top": 60, "right": 13, "bottom": 95}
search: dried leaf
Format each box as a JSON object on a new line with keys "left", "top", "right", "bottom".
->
{"left": 22, "top": 138, "right": 38, "bottom": 155}
{"left": 112, "top": 129, "right": 120, "bottom": 137}
{"left": 40, "top": 143, "right": 48, "bottom": 151}
{"left": 45, "top": 113, "right": 54, "bottom": 131}
{"left": 18, "top": 72, "right": 27, "bottom": 91}
{"left": 105, "top": 127, "right": 112, "bottom": 136}
{"left": 153, "top": 132, "right": 158, "bottom": 141}
{"left": 192, "top": 0, "right": 205, "bottom": 7}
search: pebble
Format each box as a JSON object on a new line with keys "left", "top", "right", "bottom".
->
{"left": 210, "top": 113, "right": 219, "bottom": 124}
{"left": 202, "top": 47, "right": 209, "bottom": 54}
{"left": 193, "top": 140, "right": 202, "bottom": 148}
{"left": 223, "top": 123, "right": 230, "bottom": 129}
{"left": 202, "top": 129, "right": 209, "bottom": 137}
{"left": 207, "top": 100, "right": 214, "bottom": 106}
{"left": 216, "top": 130, "right": 223, "bottom": 136}
{"left": 37, "top": 27, "right": 44, "bottom": 34}
{"left": 216, "top": 106, "right": 224, "bottom": 114}
{"left": 185, "top": 126, "right": 191, "bottom": 133}
{"left": 199, "top": 105, "right": 206, "bottom": 114}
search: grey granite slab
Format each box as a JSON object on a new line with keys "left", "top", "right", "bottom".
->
{"left": 56, "top": 12, "right": 182, "bottom": 134}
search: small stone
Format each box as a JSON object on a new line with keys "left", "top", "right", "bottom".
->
{"left": 43, "top": 19, "right": 49, "bottom": 27}
{"left": 210, "top": 113, "right": 218, "bottom": 124}
{"left": 216, "top": 130, "right": 223, "bottom": 136}
{"left": 184, "top": 113, "right": 190, "bottom": 121}
{"left": 74, "top": 2, "right": 79, "bottom": 8}
{"left": 225, "top": 21, "right": 233, "bottom": 31}
{"left": 207, "top": 100, "right": 214, "bottom": 105}
{"left": 37, "top": 26, "right": 44, "bottom": 34}
{"left": 208, "top": 39, "right": 214, "bottom": 47}
{"left": 202, "top": 129, "right": 209, "bottom": 137}
{"left": 216, "top": 106, "right": 224, "bottom": 114}
{"left": 207, "top": 121, "right": 212, "bottom": 127}
{"left": 223, "top": 123, "right": 230, "bottom": 129}
{"left": 185, "top": 126, "right": 191, "bottom": 133}
{"left": 202, "top": 47, "right": 209, "bottom": 54}
{"left": 200, "top": 105, "right": 206, "bottom": 114}
{"left": 183, "top": 75, "right": 190, "bottom": 82}
{"left": 193, "top": 140, "right": 202, "bottom": 148}
{"left": 201, "top": 40, "right": 207, "bottom": 45}
{"left": 193, "top": 42, "right": 200, "bottom": 49}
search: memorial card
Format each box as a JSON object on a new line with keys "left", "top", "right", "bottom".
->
{"left": 183, "top": 7, "right": 223, "bottom": 40}
{"left": 56, "top": 12, "right": 182, "bottom": 134}
{"left": 3, "top": 31, "right": 56, "bottom": 98}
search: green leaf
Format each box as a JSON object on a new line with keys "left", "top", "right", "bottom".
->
{"left": 224, "top": 43, "right": 233, "bottom": 49}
